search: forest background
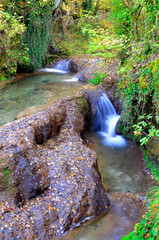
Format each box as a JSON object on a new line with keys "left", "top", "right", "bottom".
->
{"left": 0, "top": 0, "right": 159, "bottom": 239}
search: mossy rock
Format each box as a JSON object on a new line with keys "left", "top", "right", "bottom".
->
{"left": 0, "top": 157, "right": 12, "bottom": 190}
{"left": 73, "top": 97, "right": 88, "bottom": 116}
{"left": 0, "top": 167, "right": 11, "bottom": 190}
{"left": 69, "top": 91, "right": 90, "bottom": 118}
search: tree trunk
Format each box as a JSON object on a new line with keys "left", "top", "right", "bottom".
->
{"left": 93, "top": 0, "right": 100, "bottom": 16}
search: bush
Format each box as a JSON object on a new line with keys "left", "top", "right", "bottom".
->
{"left": 0, "top": 8, "right": 26, "bottom": 81}
{"left": 121, "top": 186, "right": 159, "bottom": 240}
{"left": 117, "top": 42, "right": 159, "bottom": 140}
{"left": 88, "top": 72, "right": 107, "bottom": 85}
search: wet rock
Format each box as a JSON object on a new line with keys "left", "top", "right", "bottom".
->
{"left": 35, "top": 122, "right": 51, "bottom": 144}
{"left": 0, "top": 97, "right": 110, "bottom": 239}
{"left": 67, "top": 56, "right": 121, "bottom": 111}
{"left": 69, "top": 60, "right": 78, "bottom": 73}
{"left": 68, "top": 57, "right": 120, "bottom": 87}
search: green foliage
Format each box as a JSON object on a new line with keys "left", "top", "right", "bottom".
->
{"left": 143, "top": 149, "right": 159, "bottom": 180}
{"left": 0, "top": 8, "right": 26, "bottom": 80}
{"left": 110, "top": 0, "right": 131, "bottom": 36}
{"left": 1, "top": 167, "right": 11, "bottom": 188}
{"left": 117, "top": 40, "right": 159, "bottom": 240}
{"left": 117, "top": 42, "right": 159, "bottom": 137}
{"left": 24, "top": 1, "right": 55, "bottom": 69}
{"left": 133, "top": 114, "right": 159, "bottom": 146}
{"left": 110, "top": 0, "right": 159, "bottom": 41}
{"left": 1, "top": 0, "right": 57, "bottom": 79}
{"left": 78, "top": 13, "right": 123, "bottom": 57}
{"left": 56, "top": 8, "right": 124, "bottom": 57}
{"left": 88, "top": 72, "right": 107, "bottom": 85}
{"left": 121, "top": 186, "right": 159, "bottom": 240}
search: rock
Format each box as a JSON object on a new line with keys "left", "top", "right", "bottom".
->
{"left": 0, "top": 171, "right": 6, "bottom": 191}
{"left": 69, "top": 60, "right": 78, "bottom": 73}
{"left": 0, "top": 103, "right": 66, "bottom": 204}
{"left": 68, "top": 57, "right": 120, "bottom": 86}
{"left": 147, "top": 137, "right": 159, "bottom": 163}
{"left": 16, "top": 105, "right": 46, "bottom": 120}
{"left": 0, "top": 96, "right": 110, "bottom": 239}
{"left": 67, "top": 56, "right": 121, "bottom": 112}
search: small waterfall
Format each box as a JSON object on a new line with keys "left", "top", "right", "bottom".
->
{"left": 39, "top": 60, "right": 71, "bottom": 74}
{"left": 54, "top": 60, "right": 70, "bottom": 72}
{"left": 94, "top": 92, "right": 126, "bottom": 147}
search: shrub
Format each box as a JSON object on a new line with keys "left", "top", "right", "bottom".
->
{"left": 88, "top": 72, "right": 107, "bottom": 85}
{"left": 122, "top": 186, "right": 159, "bottom": 240}
{"left": 117, "top": 42, "right": 159, "bottom": 139}
{"left": 0, "top": 8, "right": 26, "bottom": 80}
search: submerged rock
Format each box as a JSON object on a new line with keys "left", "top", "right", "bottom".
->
{"left": 0, "top": 95, "right": 110, "bottom": 239}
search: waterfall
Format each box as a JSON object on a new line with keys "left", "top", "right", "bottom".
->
{"left": 94, "top": 92, "right": 126, "bottom": 147}
{"left": 39, "top": 60, "right": 71, "bottom": 73}
{"left": 54, "top": 60, "right": 70, "bottom": 72}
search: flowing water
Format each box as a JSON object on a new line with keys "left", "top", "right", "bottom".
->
{"left": 0, "top": 65, "right": 83, "bottom": 125}
{"left": 53, "top": 92, "right": 154, "bottom": 240}
{"left": 93, "top": 92, "right": 126, "bottom": 147}
{"left": 0, "top": 63, "right": 154, "bottom": 240}
{"left": 53, "top": 135, "right": 154, "bottom": 240}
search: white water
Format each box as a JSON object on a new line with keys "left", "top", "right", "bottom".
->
{"left": 62, "top": 76, "right": 79, "bottom": 82}
{"left": 38, "top": 68, "right": 66, "bottom": 73}
{"left": 39, "top": 60, "right": 70, "bottom": 73}
{"left": 54, "top": 60, "right": 70, "bottom": 71}
{"left": 95, "top": 93, "right": 126, "bottom": 147}
{"left": 39, "top": 60, "right": 78, "bottom": 82}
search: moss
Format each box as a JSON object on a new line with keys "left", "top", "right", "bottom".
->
{"left": 71, "top": 96, "right": 88, "bottom": 117}
{"left": 1, "top": 167, "right": 11, "bottom": 188}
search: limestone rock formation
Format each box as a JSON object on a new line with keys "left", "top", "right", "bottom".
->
{"left": 0, "top": 96, "right": 110, "bottom": 239}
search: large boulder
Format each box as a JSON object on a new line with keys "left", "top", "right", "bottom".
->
{"left": 0, "top": 95, "right": 110, "bottom": 239}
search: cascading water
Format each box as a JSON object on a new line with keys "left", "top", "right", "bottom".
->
{"left": 39, "top": 60, "right": 71, "bottom": 74}
{"left": 39, "top": 60, "right": 79, "bottom": 82}
{"left": 54, "top": 60, "right": 70, "bottom": 71}
{"left": 94, "top": 92, "right": 126, "bottom": 147}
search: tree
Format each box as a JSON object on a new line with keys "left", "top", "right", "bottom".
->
{"left": 121, "top": 0, "right": 144, "bottom": 39}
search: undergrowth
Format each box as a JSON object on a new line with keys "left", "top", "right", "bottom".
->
{"left": 122, "top": 186, "right": 159, "bottom": 240}
{"left": 88, "top": 72, "right": 107, "bottom": 85}
{"left": 118, "top": 42, "right": 159, "bottom": 240}
{"left": 117, "top": 42, "right": 159, "bottom": 142}
{"left": 55, "top": 13, "right": 124, "bottom": 58}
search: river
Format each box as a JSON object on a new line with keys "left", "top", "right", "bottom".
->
{"left": 0, "top": 67, "right": 154, "bottom": 240}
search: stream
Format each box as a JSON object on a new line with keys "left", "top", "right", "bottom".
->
{"left": 0, "top": 65, "right": 154, "bottom": 240}
{"left": 53, "top": 136, "right": 153, "bottom": 240}
{"left": 0, "top": 69, "right": 83, "bottom": 126}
